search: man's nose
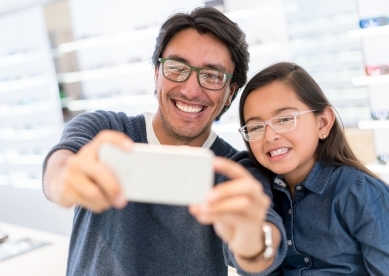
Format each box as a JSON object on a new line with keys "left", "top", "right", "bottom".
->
{"left": 181, "top": 71, "right": 203, "bottom": 98}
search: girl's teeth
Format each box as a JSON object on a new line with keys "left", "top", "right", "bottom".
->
{"left": 176, "top": 102, "right": 203, "bottom": 113}
{"left": 270, "top": 148, "right": 288, "bottom": 157}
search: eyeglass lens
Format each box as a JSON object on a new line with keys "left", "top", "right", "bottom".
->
{"left": 243, "top": 114, "right": 296, "bottom": 140}
{"left": 162, "top": 59, "right": 227, "bottom": 90}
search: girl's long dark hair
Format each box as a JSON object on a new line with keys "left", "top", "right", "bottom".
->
{"left": 239, "top": 62, "right": 380, "bottom": 182}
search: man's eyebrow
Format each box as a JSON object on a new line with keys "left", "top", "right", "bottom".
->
{"left": 164, "top": 55, "right": 228, "bottom": 72}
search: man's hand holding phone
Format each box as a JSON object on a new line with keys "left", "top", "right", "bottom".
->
{"left": 189, "top": 157, "right": 274, "bottom": 268}
{"left": 43, "top": 130, "right": 130, "bottom": 213}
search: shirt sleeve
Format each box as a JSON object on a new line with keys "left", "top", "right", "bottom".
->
{"left": 223, "top": 151, "right": 287, "bottom": 275}
{"left": 41, "top": 110, "right": 130, "bottom": 198}
{"left": 343, "top": 173, "right": 389, "bottom": 275}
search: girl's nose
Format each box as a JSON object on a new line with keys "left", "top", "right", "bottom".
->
{"left": 263, "top": 123, "right": 280, "bottom": 142}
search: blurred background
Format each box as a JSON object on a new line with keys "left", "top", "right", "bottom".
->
{"left": 1, "top": 0, "right": 389, "bottom": 238}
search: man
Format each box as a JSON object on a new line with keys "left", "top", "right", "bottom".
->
{"left": 43, "top": 6, "right": 286, "bottom": 276}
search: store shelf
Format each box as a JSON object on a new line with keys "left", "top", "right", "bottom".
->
{"left": 288, "top": 13, "right": 358, "bottom": 34}
{"left": 366, "top": 161, "right": 389, "bottom": 174}
{"left": 352, "top": 74, "right": 389, "bottom": 86}
{"left": 56, "top": 62, "right": 153, "bottom": 83}
{"left": 293, "top": 50, "right": 363, "bottom": 67}
{"left": 0, "top": 124, "right": 61, "bottom": 140}
{"left": 358, "top": 120, "right": 389, "bottom": 129}
{"left": 348, "top": 25, "right": 389, "bottom": 38}
{"left": 53, "top": 5, "right": 277, "bottom": 55}
{"left": 54, "top": 27, "right": 159, "bottom": 55}
{"left": 0, "top": 51, "right": 46, "bottom": 68}
{"left": 66, "top": 94, "right": 156, "bottom": 111}
{"left": 0, "top": 76, "right": 49, "bottom": 93}
{"left": 0, "top": 100, "right": 59, "bottom": 117}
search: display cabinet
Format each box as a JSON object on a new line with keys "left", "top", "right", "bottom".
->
{"left": 0, "top": 6, "right": 73, "bottom": 235}
{"left": 351, "top": 0, "right": 389, "bottom": 181}
{"left": 284, "top": 0, "right": 369, "bottom": 127}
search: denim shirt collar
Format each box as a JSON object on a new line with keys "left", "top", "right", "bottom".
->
{"left": 273, "top": 161, "right": 335, "bottom": 194}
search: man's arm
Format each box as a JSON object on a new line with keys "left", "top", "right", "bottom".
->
{"left": 189, "top": 156, "right": 286, "bottom": 274}
{"left": 233, "top": 222, "right": 281, "bottom": 272}
{"left": 43, "top": 130, "right": 131, "bottom": 212}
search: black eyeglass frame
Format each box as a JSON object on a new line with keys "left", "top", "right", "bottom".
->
{"left": 158, "top": 58, "right": 233, "bottom": 91}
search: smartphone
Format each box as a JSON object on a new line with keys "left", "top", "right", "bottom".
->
{"left": 98, "top": 143, "right": 215, "bottom": 205}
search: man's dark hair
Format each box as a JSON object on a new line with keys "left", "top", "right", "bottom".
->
{"left": 152, "top": 6, "right": 250, "bottom": 121}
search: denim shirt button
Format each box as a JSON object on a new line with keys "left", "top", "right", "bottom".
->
{"left": 287, "top": 240, "right": 292, "bottom": 246}
{"left": 304, "top": 257, "right": 310, "bottom": 263}
{"left": 296, "top": 185, "right": 302, "bottom": 190}
{"left": 288, "top": 209, "right": 292, "bottom": 215}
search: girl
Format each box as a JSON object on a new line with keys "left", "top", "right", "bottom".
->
{"left": 238, "top": 62, "right": 389, "bottom": 275}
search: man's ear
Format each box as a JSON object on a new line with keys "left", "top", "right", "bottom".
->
{"left": 154, "top": 66, "right": 159, "bottom": 82}
{"left": 318, "top": 106, "right": 336, "bottom": 139}
{"left": 154, "top": 67, "right": 159, "bottom": 93}
{"left": 225, "top": 83, "right": 238, "bottom": 107}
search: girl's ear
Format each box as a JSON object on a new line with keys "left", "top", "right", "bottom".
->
{"left": 318, "top": 106, "right": 336, "bottom": 140}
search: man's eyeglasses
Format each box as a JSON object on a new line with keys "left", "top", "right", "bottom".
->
{"left": 158, "top": 58, "right": 233, "bottom": 91}
{"left": 238, "top": 110, "right": 316, "bottom": 142}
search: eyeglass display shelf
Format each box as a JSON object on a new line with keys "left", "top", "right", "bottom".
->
{"left": 0, "top": 124, "right": 61, "bottom": 140}
{"left": 0, "top": 50, "right": 46, "bottom": 68}
{"left": 358, "top": 120, "right": 389, "bottom": 129}
{"left": 55, "top": 42, "right": 282, "bottom": 85}
{"left": 0, "top": 176, "right": 42, "bottom": 189}
{"left": 0, "top": 100, "right": 60, "bottom": 117}
{"left": 348, "top": 25, "right": 389, "bottom": 38}
{"left": 56, "top": 62, "right": 153, "bottom": 84}
{"left": 0, "top": 76, "right": 49, "bottom": 93}
{"left": 289, "top": 34, "right": 360, "bottom": 51}
{"left": 52, "top": 5, "right": 278, "bottom": 55}
{"left": 287, "top": 12, "right": 358, "bottom": 34}
{"left": 293, "top": 49, "right": 363, "bottom": 64}
{"left": 65, "top": 94, "right": 157, "bottom": 111}
{"left": 352, "top": 74, "right": 389, "bottom": 86}
{"left": 366, "top": 161, "right": 389, "bottom": 174}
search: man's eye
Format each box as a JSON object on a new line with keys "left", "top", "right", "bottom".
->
{"left": 168, "top": 66, "right": 185, "bottom": 72}
{"left": 201, "top": 71, "right": 223, "bottom": 82}
{"left": 206, "top": 73, "right": 220, "bottom": 81}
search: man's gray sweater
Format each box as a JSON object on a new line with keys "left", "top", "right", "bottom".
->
{"left": 43, "top": 110, "right": 286, "bottom": 276}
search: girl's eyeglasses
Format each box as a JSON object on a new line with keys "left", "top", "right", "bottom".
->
{"left": 238, "top": 110, "right": 316, "bottom": 142}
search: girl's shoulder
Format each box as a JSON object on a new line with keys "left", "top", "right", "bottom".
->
{"left": 330, "top": 164, "right": 389, "bottom": 197}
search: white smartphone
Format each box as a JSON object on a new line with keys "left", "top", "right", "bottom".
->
{"left": 98, "top": 142, "right": 215, "bottom": 205}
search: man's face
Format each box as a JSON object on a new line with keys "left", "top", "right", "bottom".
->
{"left": 154, "top": 29, "right": 236, "bottom": 146}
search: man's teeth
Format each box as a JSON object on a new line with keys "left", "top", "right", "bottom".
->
{"left": 176, "top": 102, "right": 203, "bottom": 113}
{"left": 269, "top": 148, "right": 288, "bottom": 157}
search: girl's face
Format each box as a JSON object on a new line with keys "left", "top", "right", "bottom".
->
{"left": 243, "top": 81, "right": 321, "bottom": 186}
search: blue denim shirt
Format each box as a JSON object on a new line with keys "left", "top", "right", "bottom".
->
{"left": 271, "top": 161, "right": 389, "bottom": 275}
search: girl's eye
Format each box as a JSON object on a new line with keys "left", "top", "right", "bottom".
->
{"left": 249, "top": 124, "right": 264, "bottom": 132}
{"left": 276, "top": 116, "right": 294, "bottom": 123}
